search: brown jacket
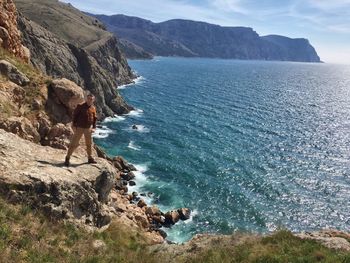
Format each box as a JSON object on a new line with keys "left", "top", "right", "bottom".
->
{"left": 72, "top": 102, "right": 97, "bottom": 129}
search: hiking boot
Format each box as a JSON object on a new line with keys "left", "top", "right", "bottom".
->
{"left": 64, "top": 156, "right": 70, "bottom": 167}
{"left": 88, "top": 157, "right": 97, "bottom": 164}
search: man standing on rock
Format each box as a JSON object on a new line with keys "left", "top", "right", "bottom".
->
{"left": 65, "top": 94, "right": 97, "bottom": 166}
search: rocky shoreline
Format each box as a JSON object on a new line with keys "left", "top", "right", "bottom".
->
{"left": 1, "top": 0, "right": 350, "bottom": 257}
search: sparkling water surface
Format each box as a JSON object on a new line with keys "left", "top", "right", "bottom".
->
{"left": 95, "top": 57, "right": 350, "bottom": 243}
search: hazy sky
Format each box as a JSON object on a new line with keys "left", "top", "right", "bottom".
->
{"left": 61, "top": 0, "right": 350, "bottom": 64}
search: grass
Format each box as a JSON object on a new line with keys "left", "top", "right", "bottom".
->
{"left": 0, "top": 197, "right": 159, "bottom": 263}
{"left": 1, "top": 194, "right": 349, "bottom": 263}
{"left": 187, "top": 230, "right": 350, "bottom": 263}
{"left": 0, "top": 47, "right": 49, "bottom": 118}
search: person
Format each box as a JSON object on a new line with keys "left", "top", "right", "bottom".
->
{"left": 64, "top": 94, "right": 97, "bottom": 166}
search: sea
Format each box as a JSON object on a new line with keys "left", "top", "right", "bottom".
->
{"left": 94, "top": 57, "right": 350, "bottom": 243}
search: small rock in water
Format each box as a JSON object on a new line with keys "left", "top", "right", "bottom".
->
{"left": 129, "top": 181, "right": 136, "bottom": 186}
{"left": 178, "top": 208, "right": 191, "bottom": 220}
{"left": 140, "top": 193, "right": 146, "bottom": 197}
{"left": 164, "top": 210, "right": 180, "bottom": 225}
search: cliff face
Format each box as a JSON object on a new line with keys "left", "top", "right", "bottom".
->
{"left": 93, "top": 14, "right": 321, "bottom": 62}
{"left": 15, "top": 0, "right": 135, "bottom": 118}
{"left": 0, "top": 0, "right": 29, "bottom": 61}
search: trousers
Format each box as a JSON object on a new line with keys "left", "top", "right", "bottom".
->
{"left": 66, "top": 127, "right": 93, "bottom": 158}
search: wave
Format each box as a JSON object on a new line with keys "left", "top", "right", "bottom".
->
{"left": 92, "top": 125, "right": 114, "bottom": 139}
{"left": 118, "top": 76, "right": 145, "bottom": 90}
{"left": 124, "top": 108, "right": 144, "bottom": 117}
{"left": 127, "top": 141, "right": 141, "bottom": 151}
{"left": 127, "top": 163, "right": 150, "bottom": 195}
{"left": 126, "top": 124, "right": 150, "bottom": 133}
{"left": 103, "top": 115, "right": 126, "bottom": 123}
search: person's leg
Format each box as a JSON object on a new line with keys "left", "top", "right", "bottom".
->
{"left": 65, "top": 128, "right": 84, "bottom": 164}
{"left": 83, "top": 128, "right": 96, "bottom": 163}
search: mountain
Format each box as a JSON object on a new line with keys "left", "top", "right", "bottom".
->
{"left": 14, "top": 0, "right": 135, "bottom": 118}
{"left": 92, "top": 14, "right": 321, "bottom": 62}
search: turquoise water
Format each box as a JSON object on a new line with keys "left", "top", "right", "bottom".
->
{"left": 95, "top": 57, "right": 350, "bottom": 243}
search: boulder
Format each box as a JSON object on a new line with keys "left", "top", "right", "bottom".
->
{"left": 178, "top": 208, "right": 191, "bottom": 220}
{"left": 48, "top": 78, "right": 84, "bottom": 119}
{"left": 137, "top": 199, "right": 147, "bottom": 208}
{"left": 164, "top": 210, "right": 180, "bottom": 225}
{"left": 121, "top": 171, "right": 135, "bottom": 181}
{"left": 112, "top": 156, "right": 136, "bottom": 171}
{"left": 145, "top": 206, "right": 161, "bottom": 217}
{"left": 0, "top": 116, "right": 40, "bottom": 143}
{"left": 0, "top": 60, "right": 29, "bottom": 86}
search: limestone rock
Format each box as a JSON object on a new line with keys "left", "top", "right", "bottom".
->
{"left": 49, "top": 78, "right": 85, "bottom": 113}
{"left": 295, "top": 230, "right": 350, "bottom": 251}
{"left": 0, "top": 129, "right": 117, "bottom": 228}
{"left": 0, "top": 0, "right": 29, "bottom": 61}
{"left": 0, "top": 60, "right": 30, "bottom": 86}
{"left": 0, "top": 116, "right": 40, "bottom": 143}
{"left": 46, "top": 78, "right": 84, "bottom": 124}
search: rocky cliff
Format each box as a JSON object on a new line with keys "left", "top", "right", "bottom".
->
{"left": 93, "top": 14, "right": 321, "bottom": 62}
{"left": 14, "top": 0, "right": 135, "bottom": 118}
{"left": 0, "top": 0, "right": 29, "bottom": 62}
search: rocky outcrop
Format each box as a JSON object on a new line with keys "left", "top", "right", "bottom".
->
{"left": 0, "top": 0, "right": 29, "bottom": 61}
{"left": 46, "top": 78, "right": 84, "bottom": 124}
{"left": 92, "top": 14, "right": 321, "bottom": 62}
{"left": 15, "top": 0, "right": 135, "bottom": 118}
{"left": 0, "top": 59, "right": 29, "bottom": 85}
{"left": 295, "top": 230, "right": 350, "bottom": 251}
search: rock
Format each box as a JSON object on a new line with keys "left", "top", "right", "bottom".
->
{"left": 46, "top": 78, "right": 84, "bottom": 124}
{"left": 178, "top": 208, "right": 191, "bottom": 220}
{"left": 32, "top": 98, "right": 42, "bottom": 110}
{"left": 129, "top": 180, "right": 136, "bottom": 186}
{"left": 112, "top": 156, "right": 135, "bottom": 172}
{"left": 0, "top": 60, "right": 30, "bottom": 86}
{"left": 49, "top": 78, "right": 84, "bottom": 112}
{"left": 0, "top": 0, "right": 29, "bottom": 61}
{"left": 41, "top": 123, "right": 74, "bottom": 150}
{"left": 94, "top": 170, "right": 116, "bottom": 203}
{"left": 92, "top": 240, "right": 107, "bottom": 251}
{"left": 0, "top": 129, "right": 118, "bottom": 228}
{"left": 134, "top": 214, "right": 150, "bottom": 228}
{"left": 121, "top": 171, "right": 135, "bottom": 181}
{"left": 145, "top": 206, "right": 161, "bottom": 217}
{"left": 17, "top": 8, "right": 134, "bottom": 118}
{"left": 295, "top": 230, "right": 350, "bottom": 251}
{"left": 152, "top": 215, "right": 165, "bottom": 225}
{"left": 0, "top": 116, "right": 40, "bottom": 143}
{"left": 137, "top": 199, "right": 147, "bottom": 208}
{"left": 95, "top": 145, "right": 112, "bottom": 161}
{"left": 164, "top": 210, "right": 180, "bottom": 226}
{"left": 157, "top": 229, "right": 167, "bottom": 239}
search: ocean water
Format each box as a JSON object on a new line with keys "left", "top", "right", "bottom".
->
{"left": 94, "top": 57, "right": 350, "bottom": 243}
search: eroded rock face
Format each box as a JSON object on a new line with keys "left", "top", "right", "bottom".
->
{"left": 0, "top": 129, "right": 116, "bottom": 228}
{"left": 0, "top": 0, "right": 29, "bottom": 61}
{"left": 295, "top": 230, "right": 350, "bottom": 251}
{"left": 0, "top": 116, "right": 40, "bottom": 143}
{"left": 0, "top": 59, "right": 29, "bottom": 86}
{"left": 46, "top": 78, "right": 84, "bottom": 124}
{"left": 17, "top": 11, "right": 134, "bottom": 118}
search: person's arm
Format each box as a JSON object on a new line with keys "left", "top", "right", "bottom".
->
{"left": 72, "top": 104, "right": 81, "bottom": 127}
{"left": 92, "top": 107, "right": 97, "bottom": 129}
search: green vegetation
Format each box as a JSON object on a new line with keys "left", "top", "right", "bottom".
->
{"left": 0, "top": 197, "right": 158, "bottom": 263}
{"left": 0, "top": 47, "right": 49, "bottom": 118}
{"left": 188, "top": 230, "right": 350, "bottom": 263}
{"left": 0, "top": 195, "right": 349, "bottom": 263}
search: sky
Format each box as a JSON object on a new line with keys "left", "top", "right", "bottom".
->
{"left": 60, "top": 0, "right": 350, "bottom": 64}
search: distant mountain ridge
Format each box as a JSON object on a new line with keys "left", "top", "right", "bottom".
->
{"left": 91, "top": 14, "right": 321, "bottom": 62}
